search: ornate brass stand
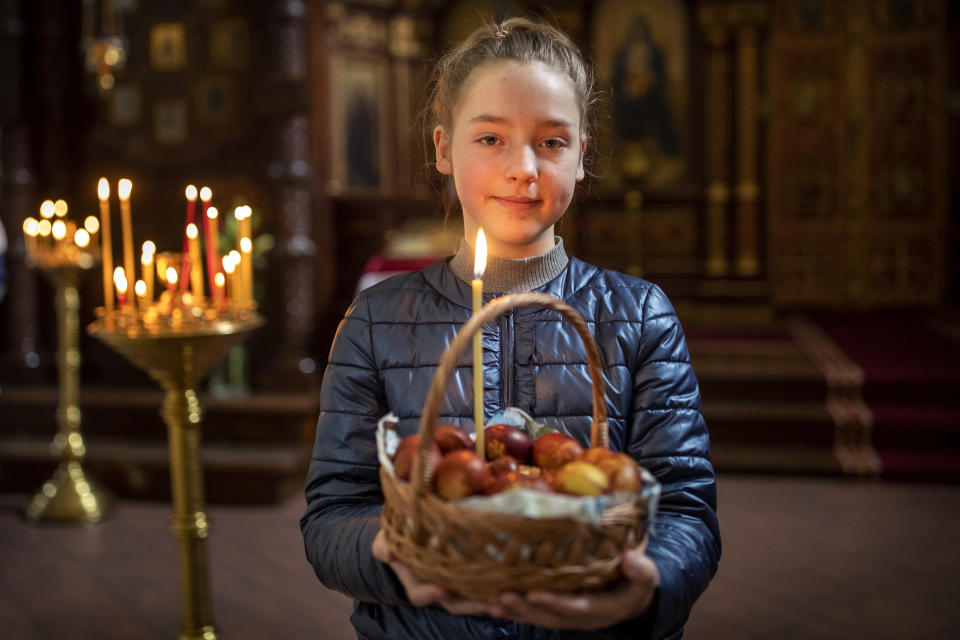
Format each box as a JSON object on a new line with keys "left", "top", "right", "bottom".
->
{"left": 89, "top": 316, "right": 263, "bottom": 640}
{"left": 26, "top": 263, "right": 114, "bottom": 523}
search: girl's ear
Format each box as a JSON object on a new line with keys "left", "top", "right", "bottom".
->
{"left": 576, "top": 137, "right": 587, "bottom": 182}
{"left": 434, "top": 125, "right": 453, "bottom": 175}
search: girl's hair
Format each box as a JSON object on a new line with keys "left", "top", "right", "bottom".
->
{"left": 425, "top": 16, "right": 600, "bottom": 218}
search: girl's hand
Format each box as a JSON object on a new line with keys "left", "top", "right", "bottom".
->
{"left": 490, "top": 548, "right": 659, "bottom": 630}
{"left": 371, "top": 529, "right": 492, "bottom": 616}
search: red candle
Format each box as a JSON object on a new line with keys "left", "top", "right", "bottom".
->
{"left": 200, "top": 187, "right": 217, "bottom": 296}
{"left": 182, "top": 185, "right": 197, "bottom": 297}
{"left": 113, "top": 267, "right": 128, "bottom": 310}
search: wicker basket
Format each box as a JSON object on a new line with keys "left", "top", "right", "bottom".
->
{"left": 379, "top": 292, "right": 654, "bottom": 601}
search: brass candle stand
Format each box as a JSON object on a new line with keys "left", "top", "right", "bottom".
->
{"left": 25, "top": 257, "right": 115, "bottom": 524}
{"left": 89, "top": 312, "right": 263, "bottom": 640}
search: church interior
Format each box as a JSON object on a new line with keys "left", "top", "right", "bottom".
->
{"left": 1, "top": 0, "right": 958, "bottom": 638}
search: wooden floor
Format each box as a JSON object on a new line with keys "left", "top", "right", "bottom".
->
{"left": 2, "top": 474, "right": 959, "bottom": 639}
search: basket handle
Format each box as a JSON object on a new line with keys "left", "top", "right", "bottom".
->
{"left": 412, "top": 292, "right": 610, "bottom": 499}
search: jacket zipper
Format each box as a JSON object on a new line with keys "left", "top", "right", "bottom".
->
{"left": 500, "top": 310, "right": 515, "bottom": 409}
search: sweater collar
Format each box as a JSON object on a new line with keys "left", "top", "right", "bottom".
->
{"left": 447, "top": 236, "right": 569, "bottom": 294}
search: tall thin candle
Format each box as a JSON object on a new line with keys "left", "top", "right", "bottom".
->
{"left": 117, "top": 179, "right": 136, "bottom": 314}
{"left": 182, "top": 185, "right": 197, "bottom": 297}
{"left": 200, "top": 187, "right": 216, "bottom": 295}
{"left": 472, "top": 228, "right": 487, "bottom": 457}
{"left": 141, "top": 243, "right": 155, "bottom": 305}
{"left": 97, "top": 178, "right": 114, "bottom": 316}
{"left": 186, "top": 223, "right": 204, "bottom": 300}
{"left": 240, "top": 236, "right": 253, "bottom": 306}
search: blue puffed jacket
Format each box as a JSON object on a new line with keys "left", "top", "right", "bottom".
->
{"left": 301, "top": 256, "right": 720, "bottom": 640}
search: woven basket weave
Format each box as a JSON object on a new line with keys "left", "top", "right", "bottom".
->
{"left": 380, "top": 292, "right": 651, "bottom": 601}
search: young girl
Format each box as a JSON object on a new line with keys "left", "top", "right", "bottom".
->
{"left": 301, "top": 17, "right": 720, "bottom": 640}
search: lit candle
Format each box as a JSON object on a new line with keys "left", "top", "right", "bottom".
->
{"left": 240, "top": 236, "right": 253, "bottom": 306}
{"left": 182, "top": 185, "right": 197, "bottom": 296}
{"left": 141, "top": 242, "right": 155, "bottom": 305}
{"left": 135, "top": 279, "right": 147, "bottom": 309}
{"left": 117, "top": 179, "right": 136, "bottom": 314}
{"left": 54, "top": 199, "right": 68, "bottom": 218}
{"left": 186, "top": 223, "right": 204, "bottom": 300}
{"left": 98, "top": 178, "right": 114, "bottom": 317}
{"left": 40, "top": 200, "right": 55, "bottom": 219}
{"left": 23, "top": 218, "right": 39, "bottom": 257}
{"left": 113, "top": 266, "right": 128, "bottom": 310}
{"left": 84, "top": 215, "right": 100, "bottom": 251}
{"left": 200, "top": 187, "right": 216, "bottom": 295}
{"left": 472, "top": 228, "right": 487, "bottom": 457}
{"left": 38, "top": 218, "right": 52, "bottom": 244}
{"left": 52, "top": 220, "right": 67, "bottom": 251}
{"left": 222, "top": 253, "right": 238, "bottom": 307}
{"left": 165, "top": 266, "right": 179, "bottom": 304}
{"left": 74, "top": 228, "right": 91, "bottom": 249}
{"left": 213, "top": 272, "right": 226, "bottom": 312}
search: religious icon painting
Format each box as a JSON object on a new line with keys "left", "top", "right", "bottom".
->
{"left": 194, "top": 76, "right": 235, "bottom": 126}
{"left": 150, "top": 22, "right": 187, "bottom": 71}
{"left": 153, "top": 99, "right": 188, "bottom": 145}
{"left": 211, "top": 17, "right": 249, "bottom": 68}
{"left": 592, "top": 0, "right": 691, "bottom": 189}
{"left": 328, "top": 54, "right": 392, "bottom": 195}
{"left": 110, "top": 84, "right": 141, "bottom": 127}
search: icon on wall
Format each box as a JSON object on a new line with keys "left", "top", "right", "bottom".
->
{"left": 328, "top": 55, "right": 391, "bottom": 194}
{"left": 593, "top": 0, "right": 690, "bottom": 188}
{"left": 211, "top": 17, "right": 249, "bottom": 68}
{"left": 194, "top": 76, "right": 235, "bottom": 126}
{"left": 153, "top": 100, "right": 188, "bottom": 145}
{"left": 150, "top": 22, "right": 187, "bottom": 71}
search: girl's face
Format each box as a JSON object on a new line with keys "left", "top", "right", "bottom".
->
{"left": 434, "top": 61, "right": 586, "bottom": 259}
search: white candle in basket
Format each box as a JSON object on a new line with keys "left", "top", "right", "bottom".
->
{"left": 473, "top": 228, "right": 486, "bottom": 458}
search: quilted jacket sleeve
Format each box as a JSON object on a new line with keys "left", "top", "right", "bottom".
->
{"left": 299, "top": 294, "right": 409, "bottom": 605}
{"left": 620, "top": 284, "right": 721, "bottom": 639}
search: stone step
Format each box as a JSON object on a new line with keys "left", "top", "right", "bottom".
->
{"left": 0, "top": 434, "right": 310, "bottom": 505}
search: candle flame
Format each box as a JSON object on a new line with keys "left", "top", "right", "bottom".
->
{"left": 222, "top": 255, "right": 236, "bottom": 273}
{"left": 214, "top": 272, "right": 225, "bottom": 287}
{"left": 185, "top": 184, "right": 198, "bottom": 200}
{"left": 98, "top": 178, "right": 110, "bottom": 200}
{"left": 135, "top": 280, "right": 146, "bottom": 296}
{"left": 84, "top": 215, "right": 100, "bottom": 234}
{"left": 234, "top": 206, "right": 244, "bottom": 220}
{"left": 40, "top": 200, "right": 55, "bottom": 219}
{"left": 199, "top": 187, "right": 212, "bottom": 202}
{"left": 113, "top": 267, "right": 127, "bottom": 292}
{"left": 52, "top": 220, "right": 67, "bottom": 240}
{"left": 38, "top": 219, "right": 52, "bottom": 237}
{"left": 207, "top": 206, "right": 218, "bottom": 219}
{"left": 142, "top": 240, "right": 156, "bottom": 256}
{"left": 23, "top": 218, "right": 38, "bottom": 236}
{"left": 474, "top": 229, "right": 487, "bottom": 279}
{"left": 54, "top": 199, "right": 68, "bottom": 217}
{"left": 141, "top": 251, "right": 152, "bottom": 266}
{"left": 186, "top": 223, "right": 198, "bottom": 239}
{"left": 74, "top": 229, "right": 91, "bottom": 248}
{"left": 166, "top": 267, "right": 178, "bottom": 285}
{"left": 229, "top": 249, "right": 240, "bottom": 263}
{"left": 117, "top": 178, "right": 132, "bottom": 201}
{"left": 240, "top": 236, "right": 252, "bottom": 253}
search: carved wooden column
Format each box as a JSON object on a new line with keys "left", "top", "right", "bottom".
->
{"left": 263, "top": 0, "right": 319, "bottom": 390}
{"left": 699, "top": 7, "right": 732, "bottom": 277}
{"left": 731, "top": 3, "right": 767, "bottom": 277}
{"left": 844, "top": 0, "right": 869, "bottom": 303}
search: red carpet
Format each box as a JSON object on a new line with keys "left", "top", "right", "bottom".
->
{"left": 810, "top": 314, "right": 960, "bottom": 481}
